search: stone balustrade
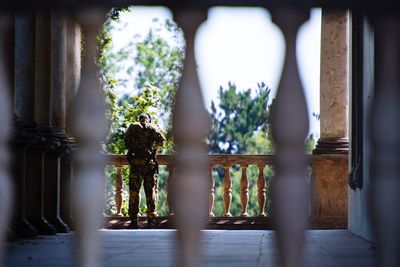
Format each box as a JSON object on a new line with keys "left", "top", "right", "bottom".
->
{"left": 105, "top": 153, "right": 348, "bottom": 226}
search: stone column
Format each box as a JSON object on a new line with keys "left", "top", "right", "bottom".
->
{"left": 34, "top": 15, "right": 52, "bottom": 130}
{"left": 311, "top": 9, "right": 349, "bottom": 229}
{"left": 59, "top": 16, "right": 81, "bottom": 229}
{"left": 51, "top": 14, "right": 67, "bottom": 132}
{"left": 65, "top": 18, "right": 81, "bottom": 135}
{"left": 25, "top": 13, "right": 57, "bottom": 235}
{"left": 11, "top": 14, "right": 39, "bottom": 238}
{"left": 14, "top": 17, "right": 35, "bottom": 125}
{"left": 42, "top": 12, "right": 70, "bottom": 233}
{"left": 314, "top": 9, "right": 350, "bottom": 154}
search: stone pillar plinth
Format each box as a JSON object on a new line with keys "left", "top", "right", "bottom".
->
{"left": 311, "top": 154, "right": 348, "bottom": 228}
{"left": 314, "top": 9, "right": 349, "bottom": 154}
{"left": 11, "top": 119, "right": 39, "bottom": 238}
{"left": 312, "top": 9, "right": 349, "bottom": 228}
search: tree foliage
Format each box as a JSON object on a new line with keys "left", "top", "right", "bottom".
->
{"left": 208, "top": 81, "right": 274, "bottom": 155}
{"left": 98, "top": 9, "right": 184, "bottom": 154}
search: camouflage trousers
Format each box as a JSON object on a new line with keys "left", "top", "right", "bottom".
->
{"left": 128, "top": 161, "right": 158, "bottom": 222}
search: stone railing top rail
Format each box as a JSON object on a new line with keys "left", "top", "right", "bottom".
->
{"left": 104, "top": 153, "right": 348, "bottom": 167}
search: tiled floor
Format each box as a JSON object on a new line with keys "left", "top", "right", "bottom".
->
{"left": 4, "top": 230, "right": 375, "bottom": 267}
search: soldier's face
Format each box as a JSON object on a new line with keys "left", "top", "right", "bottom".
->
{"left": 140, "top": 117, "right": 150, "bottom": 124}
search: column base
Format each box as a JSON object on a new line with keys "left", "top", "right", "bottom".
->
{"left": 29, "top": 218, "right": 57, "bottom": 235}
{"left": 47, "top": 217, "right": 70, "bottom": 233}
{"left": 60, "top": 216, "right": 75, "bottom": 230}
{"left": 313, "top": 138, "right": 349, "bottom": 154}
{"left": 6, "top": 228, "right": 18, "bottom": 242}
{"left": 13, "top": 218, "right": 38, "bottom": 238}
{"left": 311, "top": 154, "right": 348, "bottom": 227}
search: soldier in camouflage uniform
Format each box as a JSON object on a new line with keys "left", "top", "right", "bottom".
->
{"left": 124, "top": 113, "right": 165, "bottom": 228}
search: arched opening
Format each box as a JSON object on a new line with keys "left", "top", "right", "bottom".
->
{"left": 98, "top": 6, "right": 322, "bottom": 227}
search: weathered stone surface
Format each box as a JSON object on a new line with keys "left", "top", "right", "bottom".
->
{"left": 51, "top": 14, "right": 67, "bottom": 130}
{"left": 311, "top": 154, "right": 348, "bottom": 227}
{"left": 34, "top": 14, "right": 52, "bottom": 127}
{"left": 65, "top": 17, "right": 81, "bottom": 135}
{"left": 4, "top": 230, "right": 375, "bottom": 267}
{"left": 14, "top": 15, "right": 35, "bottom": 123}
{"left": 320, "top": 9, "right": 349, "bottom": 140}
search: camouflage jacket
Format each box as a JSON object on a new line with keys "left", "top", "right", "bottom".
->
{"left": 124, "top": 122, "right": 165, "bottom": 159}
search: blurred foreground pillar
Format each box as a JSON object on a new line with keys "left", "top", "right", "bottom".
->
{"left": 71, "top": 9, "right": 107, "bottom": 267}
{"left": 369, "top": 15, "right": 400, "bottom": 267}
{"left": 270, "top": 8, "right": 310, "bottom": 267}
{"left": 171, "top": 9, "right": 210, "bottom": 267}
{"left": 0, "top": 14, "right": 14, "bottom": 266}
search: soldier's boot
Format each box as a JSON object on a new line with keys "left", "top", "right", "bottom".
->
{"left": 127, "top": 219, "right": 138, "bottom": 229}
{"left": 147, "top": 212, "right": 158, "bottom": 229}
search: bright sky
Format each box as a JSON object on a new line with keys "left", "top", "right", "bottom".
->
{"left": 111, "top": 6, "right": 321, "bottom": 138}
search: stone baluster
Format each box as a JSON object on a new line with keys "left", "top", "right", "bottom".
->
{"left": 270, "top": 8, "right": 310, "bottom": 267}
{"left": 257, "top": 165, "right": 266, "bottom": 217}
{"left": 171, "top": 9, "right": 209, "bottom": 267}
{"left": 209, "top": 166, "right": 215, "bottom": 217}
{"left": 369, "top": 15, "right": 400, "bottom": 267}
{"left": 155, "top": 173, "right": 159, "bottom": 209}
{"left": 223, "top": 164, "right": 232, "bottom": 217}
{"left": 71, "top": 9, "right": 107, "bottom": 267}
{"left": 0, "top": 15, "right": 13, "bottom": 264}
{"left": 167, "top": 164, "right": 174, "bottom": 215}
{"left": 115, "top": 166, "right": 123, "bottom": 216}
{"left": 240, "top": 164, "right": 249, "bottom": 217}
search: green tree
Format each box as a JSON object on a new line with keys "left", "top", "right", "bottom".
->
{"left": 100, "top": 14, "right": 184, "bottom": 153}
{"left": 132, "top": 20, "right": 184, "bottom": 151}
{"left": 208, "top": 81, "right": 273, "bottom": 154}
